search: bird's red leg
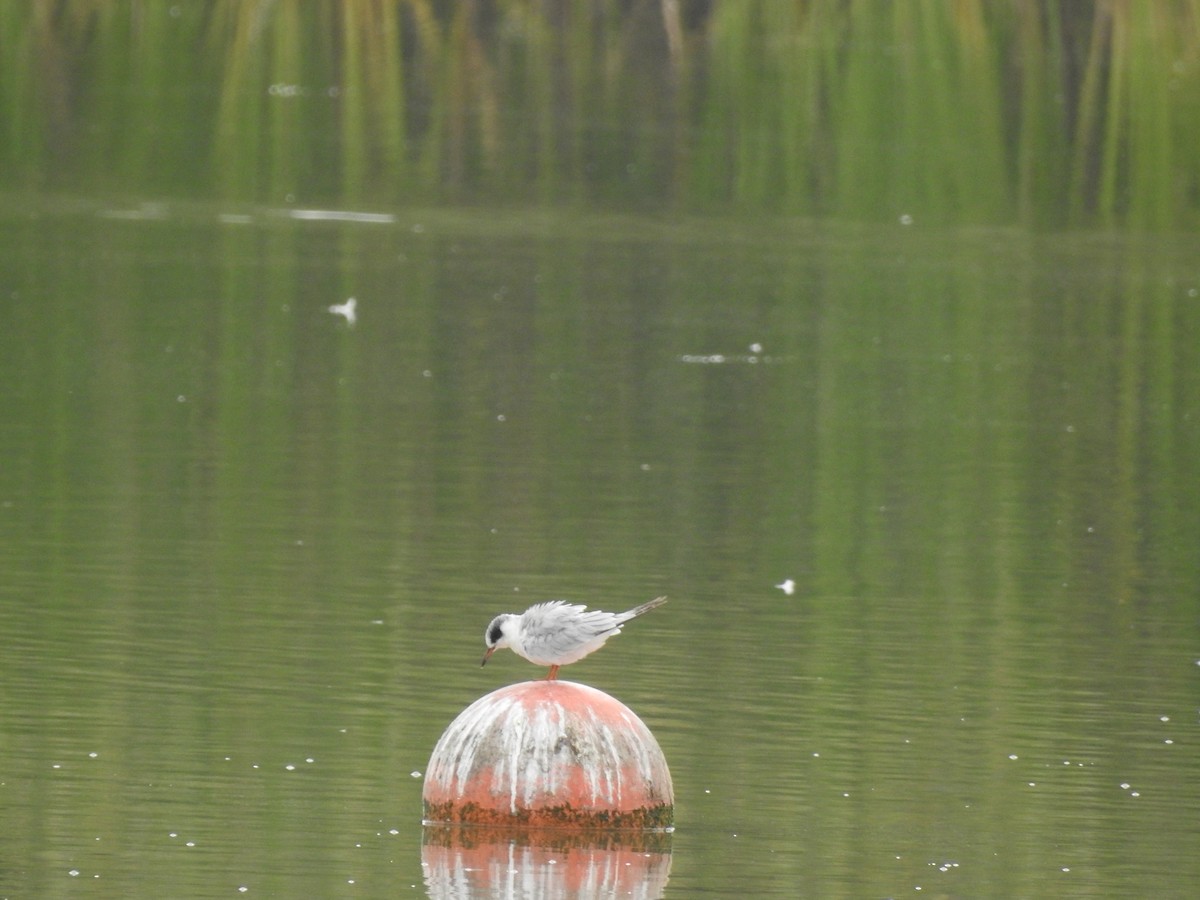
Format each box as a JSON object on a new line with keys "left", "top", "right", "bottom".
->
{"left": 545, "top": 665, "right": 560, "bottom": 681}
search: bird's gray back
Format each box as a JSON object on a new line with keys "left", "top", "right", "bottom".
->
{"left": 519, "top": 601, "right": 624, "bottom": 658}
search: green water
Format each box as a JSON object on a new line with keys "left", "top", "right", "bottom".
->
{"left": 2, "top": 4, "right": 1199, "bottom": 898}
{"left": 3, "top": 199, "right": 1197, "bottom": 897}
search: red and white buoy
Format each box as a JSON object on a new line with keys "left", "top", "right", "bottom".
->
{"left": 422, "top": 680, "right": 673, "bottom": 829}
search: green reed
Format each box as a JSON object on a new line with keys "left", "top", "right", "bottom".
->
{"left": 2, "top": 0, "right": 1199, "bottom": 229}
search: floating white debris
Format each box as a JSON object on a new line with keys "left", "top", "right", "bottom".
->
{"left": 288, "top": 208, "right": 395, "bottom": 224}
{"left": 328, "top": 297, "right": 357, "bottom": 325}
{"left": 97, "top": 202, "right": 168, "bottom": 220}
{"left": 776, "top": 579, "right": 795, "bottom": 595}
{"left": 678, "top": 351, "right": 780, "bottom": 365}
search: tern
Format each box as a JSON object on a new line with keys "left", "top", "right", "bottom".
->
{"left": 481, "top": 596, "right": 667, "bottom": 680}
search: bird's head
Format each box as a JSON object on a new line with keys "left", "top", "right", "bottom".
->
{"left": 481, "top": 614, "right": 516, "bottom": 666}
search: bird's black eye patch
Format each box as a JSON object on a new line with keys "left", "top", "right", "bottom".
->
{"left": 488, "top": 622, "right": 505, "bottom": 644}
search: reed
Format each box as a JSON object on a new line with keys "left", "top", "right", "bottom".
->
{"left": 1011, "top": 0, "right": 1068, "bottom": 226}
{"left": 2, "top": 1, "right": 1199, "bottom": 229}
{"left": 1123, "top": 3, "right": 1181, "bottom": 229}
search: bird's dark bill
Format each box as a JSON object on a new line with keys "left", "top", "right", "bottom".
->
{"left": 481, "top": 646, "right": 496, "bottom": 667}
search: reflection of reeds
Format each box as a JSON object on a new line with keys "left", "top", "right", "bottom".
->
{"left": 3, "top": 1, "right": 1199, "bottom": 228}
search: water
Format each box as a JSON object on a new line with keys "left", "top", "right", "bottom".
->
{"left": 1, "top": 199, "right": 1197, "bottom": 897}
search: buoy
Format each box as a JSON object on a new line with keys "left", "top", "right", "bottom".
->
{"left": 422, "top": 680, "right": 673, "bottom": 829}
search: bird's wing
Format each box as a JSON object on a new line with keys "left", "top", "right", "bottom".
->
{"left": 519, "top": 602, "right": 624, "bottom": 657}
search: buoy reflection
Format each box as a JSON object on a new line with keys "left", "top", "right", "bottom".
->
{"left": 422, "top": 824, "right": 672, "bottom": 899}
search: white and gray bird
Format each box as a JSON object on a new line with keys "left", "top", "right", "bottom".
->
{"left": 481, "top": 596, "right": 667, "bottom": 680}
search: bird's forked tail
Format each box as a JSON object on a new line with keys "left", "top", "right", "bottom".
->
{"left": 625, "top": 595, "right": 667, "bottom": 619}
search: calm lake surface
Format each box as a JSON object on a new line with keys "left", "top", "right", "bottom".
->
{"left": 3, "top": 5, "right": 1200, "bottom": 896}
{"left": 2, "top": 199, "right": 1197, "bottom": 898}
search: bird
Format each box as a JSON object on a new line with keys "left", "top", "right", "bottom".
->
{"left": 481, "top": 596, "right": 667, "bottom": 680}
